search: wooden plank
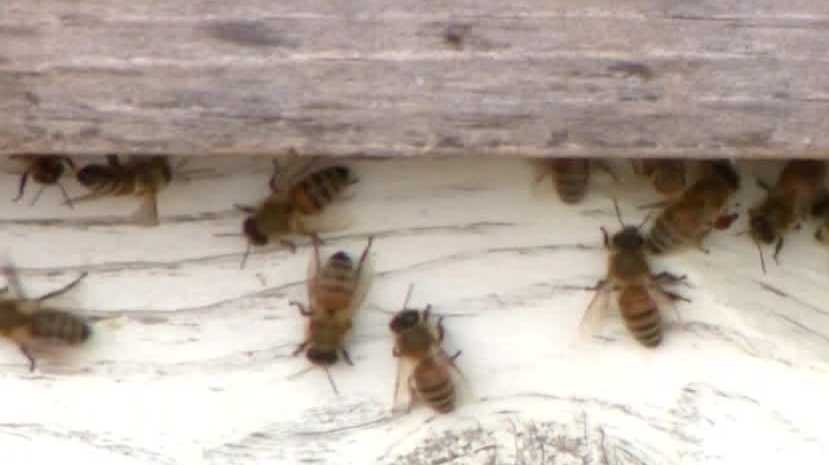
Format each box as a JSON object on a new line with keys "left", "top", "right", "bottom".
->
{"left": 2, "top": 2, "right": 829, "bottom": 156}
{"left": 0, "top": 156, "right": 826, "bottom": 463}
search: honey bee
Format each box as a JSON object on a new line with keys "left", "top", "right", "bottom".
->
{"left": 389, "top": 286, "right": 462, "bottom": 414}
{"left": 0, "top": 264, "right": 91, "bottom": 371}
{"left": 631, "top": 159, "right": 686, "bottom": 197}
{"left": 290, "top": 236, "right": 373, "bottom": 394}
{"left": 9, "top": 154, "right": 76, "bottom": 207}
{"left": 72, "top": 155, "right": 172, "bottom": 226}
{"left": 646, "top": 160, "right": 740, "bottom": 255}
{"left": 748, "top": 159, "right": 826, "bottom": 271}
{"left": 534, "top": 158, "right": 616, "bottom": 205}
{"left": 235, "top": 158, "right": 355, "bottom": 268}
{"left": 582, "top": 201, "right": 689, "bottom": 347}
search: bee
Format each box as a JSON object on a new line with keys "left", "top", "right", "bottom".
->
{"left": 631, "top": 159, "right": 686, "bottom": 197}
{"left": 646, "top": 160, "right": 740, "bottom": 255}
{"left": 748, "top": 159, "right": 826, "bottom": 271}
{"left": 534, "top": 158, "right": 617, "bottom": 205}
{"left": 389, "top": 286, "right": 462, "bottom": 414}
{"left": 235, "top": 158, "right": 355, "bottom": 268}
{"left": 582, "top": 201, "right": 689, "bottom": 347}
{"left": 72, "top": 155, "right": 172, "bottom": 226}
{"left": 0, "top": 263, "right": 91, "bottom": 371}
{"left": 9, "top": 154, "right": 76, "bottom": 207}
{"left": 290, "top": 236, "right": 373, "bottom": 394}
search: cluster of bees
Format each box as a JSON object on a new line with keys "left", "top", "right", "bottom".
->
{"left": 1, "top": 154, "right": 828, "bottom": 414}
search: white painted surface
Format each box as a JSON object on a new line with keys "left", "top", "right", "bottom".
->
{"left": 0, "top": 157, "right": 826, "bottom": 464}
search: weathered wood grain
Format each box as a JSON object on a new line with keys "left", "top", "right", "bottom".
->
{"left": 0, "top": 156, "right": 826, "bottom": 464}
{"left": 3, "top": 2, "right": 829, "bottom": 157}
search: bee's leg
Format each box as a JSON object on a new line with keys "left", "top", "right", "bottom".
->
{"left": 289, "top": 301, "right": 312, "bottom": 316}
{"left": 600, "top": 227, "right": 610, "bottom": 249}
{"left": 12, "top": 169, "right": 30, "bottom": 203}
{"left": 436, "top": 315, "right": 446, "bottom": 342}
{"left": 35, "top": 272, "right": 88, "bottom": 302}
{"left": 660, "top": 289, "right": 691, "bottom": 303}
{"left": 19, "top": 344, "right": 36, "bottom": 372}
{"left": 292, "top": 340, "right": 309, "bottom": 356}
{"left": 773, "top": 236, "right": 785, "bottom": 264}
{"left": 756, "top": 179, "right": 771, "bottom": 191}
{"left": 651, "top": 272, "right": 688, "bottom": 286}
{"left": 29, "top": 185, "right": 48, "bottom": 207}
{"left": 57, "top": 183, "right": 74, "bottom": 209}
{"left": 340, "top": 348, "right": 354, "bottom": 366}
{"left": 355, "top": 236, "right": 374, "bottom": 277}
{"left": 233, "top": 204, "right": 257, "bottom": 214}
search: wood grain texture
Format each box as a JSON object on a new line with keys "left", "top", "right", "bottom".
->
{"left": 0, "top": 156, "right": 826, "bottom": 464}
{"left": 3, "top": 1, "right": 829, "bottom": 157}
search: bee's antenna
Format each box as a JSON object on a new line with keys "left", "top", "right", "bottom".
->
{"left": 240, "top": 243, "right": 252, "bottom": 269}
{"left": 402, "top": 283, "right": 415, "bottom": 309}
{"left": 612, "top": 198, "right": 625, "bottom": 228}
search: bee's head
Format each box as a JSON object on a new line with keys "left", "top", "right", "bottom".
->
{"left": 389, "top": 310, "right": 421, "bottom": 333}
{"left": 76, "top": 165, "right": 110, "bottom": 187}
{"left": 306, "top": 348, "right": 338, "bottom": 366}
{"left": 329, "top": 251, "right": 352, "bottom": 264}
{"left": 612, "top": 226, "right": 645, "bottom": 251}
{"left": 243, "top": 218, "right": 268, "bottom": 246}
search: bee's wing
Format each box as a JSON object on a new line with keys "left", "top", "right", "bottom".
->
{"left": 391, "top": 354, "right": 417, "bottom": 413}
{"left": 347, "top": 250, "right": 374, "bottom": 317}
{"left": 131, "top": 191, "right": 160, "bottom": 227}
{"left": 271, "top": 156, "right": 324, "bottom": 192}
{"left": 528, "top": 159, "right": 557, "bottom": 200}
{"left": 577, "top": 282, "right": 613, "bottom": 340}
{"left": 648, "top": 282, "right": 688, "bottom": 327}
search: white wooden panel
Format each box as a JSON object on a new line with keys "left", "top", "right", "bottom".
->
{"left": 0, "top": 157, "right": 825, "bottom": 464}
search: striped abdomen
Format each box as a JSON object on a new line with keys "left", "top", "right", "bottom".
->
{"left": 413, "top": 357, "right": 455, "bottom": 413}
{"left": 552, "top": 159, "right": 590, "bottom": 204}
{"left": 618, "top": 286, "right": 662, "bottom": 347}
{"left": 313, "top": 251, "right": 358, "bottom": 312}
{"left": 77, "top": 165, "right": 136, "bottom": 196}
{"left": 30, "top": 310, "right": 91, "bottom": 344}
{"left": 291, "top": 166, "right": 352, "bottom": 215}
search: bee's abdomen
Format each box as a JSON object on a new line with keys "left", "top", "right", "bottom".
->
{"left": 292, "top": 166, "right": 351, "bottom": 215}
{"left": 414, "top": 360, "right": 455, "bottom": 413}
{"left": 30, "top": 311, "right": 91, "bottom": 344}
{"left": 78, "top": 166, "right": 136, "bottom": 196}
{"left": 553, "top": 160, "right": 589, "bottom": 204}
{"left": 618, "top": 286, "right": 662, "bottom": 347}
{"left": 317, "top": 254, "right": 357, "bottom": 308}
